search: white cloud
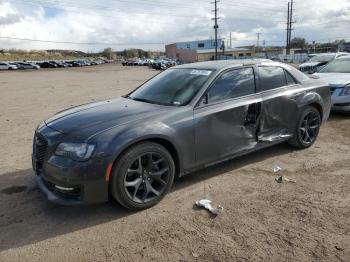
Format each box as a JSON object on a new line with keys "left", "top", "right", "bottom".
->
{"left": 0, "top": 0, "right": 349, "bottom": 51}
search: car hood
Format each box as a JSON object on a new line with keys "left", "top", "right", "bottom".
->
{"left": 299, "top": 62, "right": 324, "bottom": 68}
{"left": 45, "top": 97, "right": 172, "bottom": 138}
{"left": 313, "top": 73, "right": 350, "bottom": 87}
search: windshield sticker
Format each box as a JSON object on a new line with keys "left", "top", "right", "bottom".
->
{"left": 190, "top": 70, "right": 212, "bottom": 76}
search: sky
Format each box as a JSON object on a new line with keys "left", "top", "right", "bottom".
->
{"left": 0, "top": 0, "right": 349, "bottom": 52}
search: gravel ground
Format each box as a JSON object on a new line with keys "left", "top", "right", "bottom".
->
{"left": 0, "top": 64, "right": 349, "bottom": 261}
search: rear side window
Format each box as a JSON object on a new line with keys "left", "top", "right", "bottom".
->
{"left": 285, "top": 70, "right": 297, "bottom": 85}
{"left": 258, "top": 66, "right": 287, "bottom": 91}
{"left": 208, "top": 67, "right": 255, "bottom": 103}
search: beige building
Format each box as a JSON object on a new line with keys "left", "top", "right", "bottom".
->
{"left": 166, "top": 42, "right": 255, "bottom": 63}
{"left": 196, "top": 48, "right": 255, "bottom": 62}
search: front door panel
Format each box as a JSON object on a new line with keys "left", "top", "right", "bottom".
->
{"left": 194, "top": 95, "right": 261, "bottom": 166}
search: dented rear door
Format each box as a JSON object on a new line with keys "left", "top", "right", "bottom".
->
{"left": 257, "top": 66, "right": 300, "bottom": 142}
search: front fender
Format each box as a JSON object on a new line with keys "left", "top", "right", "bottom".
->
{"left": 93, "top": 122, "right": 185, "bottom": 173}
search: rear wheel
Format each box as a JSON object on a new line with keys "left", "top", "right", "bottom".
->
{"left": 110, "top": 142, "right": 175, "bottom": 210}
{"left": 288, "top": 106, "right": 321, "bottom": 149}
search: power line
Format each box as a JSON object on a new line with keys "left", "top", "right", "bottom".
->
{"left": 0, "top": 36, "right": 165, "bottom": 46}
{"left": 13, "top": 0, "right": 288, "bottom": 21}
{"left": 13, "top": 0, "right": 211, "bottom": 19}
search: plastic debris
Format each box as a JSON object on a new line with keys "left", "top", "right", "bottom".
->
{"left": 192, "top": 252, "right": 200, "bottom": 258}
{"left": 195, "top": 199, "right": 223, "bottom": 215}
{"left": 275, "top": 176, "right": 296, "bottom": 183}
{"left": 273, "top": 166, "right": 282, "bottom": 173}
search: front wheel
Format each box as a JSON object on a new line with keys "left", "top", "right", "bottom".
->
{"left": 110, "top": 142, "right": 175, "bottom": 210}
{"left": 288, "top": 106, "right": 321, "bottom": 149}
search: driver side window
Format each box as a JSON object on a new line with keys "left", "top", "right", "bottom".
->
{"left": 207, "top": 67, "right": 255, "bottom": 104}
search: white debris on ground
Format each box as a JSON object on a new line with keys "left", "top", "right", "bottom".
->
{"left": 273, "top": 165, "right": 282, "bottom": 173}
{"left": 273, "top": 165, "right": 296, "bottom": 183}
{"left": 275, "top": 176, "right": 297, "bottom": 183}
{"left": 195, "top": 199, "right": 223, "bottom": 215}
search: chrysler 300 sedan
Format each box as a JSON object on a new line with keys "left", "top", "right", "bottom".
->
{"left": 32, "top": 60, "right": 331, "bottom": 210}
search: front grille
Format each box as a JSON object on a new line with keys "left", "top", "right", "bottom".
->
{"left": 33, "top": 133, "right": 48, "bottom": 169}
{"left": 300, "top": 66, "right": 314, "bottom": 73}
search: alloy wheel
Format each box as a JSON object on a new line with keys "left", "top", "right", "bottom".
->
{"left": 123, "top": 152, "right": 170, "bottom": 204}
{"left": 299, "top": 111, "right": 320, "bottom": 145}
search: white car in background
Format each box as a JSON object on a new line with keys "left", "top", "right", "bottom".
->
{"left": 0, "top": 62, "right": 18, "bottom": 70}
{"left": 299, "top": 53, "right": 350, "bottom": 74}
{"left": 314, "top": 56, "right": 350, "bottom": 112}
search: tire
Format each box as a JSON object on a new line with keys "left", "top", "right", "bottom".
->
{"left": 288, "top": 106, "right": 321, "bottom": 149}
{"left": 110, "top": 142, "right": 175, "bottom": 210}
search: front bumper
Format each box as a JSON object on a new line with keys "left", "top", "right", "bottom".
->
{"left": 35, "top": 176, "right": 82, "bottom": 205}
{"left": 332, "top": 103, "right": 350, "bottom": 112}
{"left": 32, "top": 125, "right": 110, "bottom": 205}
{"left": 33, "top": 156, "right": 110, "bottom": 205}
{"left": 331, "top": 90, "right": 350, "bottom": 112}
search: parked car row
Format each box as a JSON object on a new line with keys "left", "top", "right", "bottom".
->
{"left": 122, "top": 59, "right": 153, "bottom": 66}
{"left": 122, "top": 58, "right": 179, "bottom": 71}
{"left": 0, "top": 60, "right": 107, "bottom": 71}
{"left": 0, "top": 62, "right": 39, "bottom": 70}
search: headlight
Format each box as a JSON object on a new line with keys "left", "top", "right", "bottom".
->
{"left": 55, "top": 143, "right": 95, "bottom": 161}
{"left": 340, "top": 84, "right": 350, "bottom": 96}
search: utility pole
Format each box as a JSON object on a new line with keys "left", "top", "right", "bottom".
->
{"left": 289, "top": 0, "right": 294, "bottom": 51}
{"left": 286, "top": 0, "right": 295, "bottom": 55}
{"left": 221, "top": 41, "right": 225, "bottom": 56}
{"left": 256, "top": 32, "right": 261, "bottom": 51}
{"left": 230, "top": 32, "right": 232, "bottom": 49}
{"left": 286, "top": 2, "right": 290, "bottom": 54}
{"left": 211, "top": 0, "right": 220, "bottom": 60}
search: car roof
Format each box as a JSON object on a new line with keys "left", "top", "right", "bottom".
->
{"left": 173, "top": 59, "right": 280, "bottom": 71}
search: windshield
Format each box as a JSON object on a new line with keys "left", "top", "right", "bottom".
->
{"left": 318, "top": 59, "right": 350, "bottom": 73}
{"left": 308, "top": 55, "right": 334, "bottom": 63}
{"left": 129, "top": 68, "right": 213, "bottom": 106}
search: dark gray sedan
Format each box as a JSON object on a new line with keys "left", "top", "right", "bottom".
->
{"left": 32, "top": 60, "right": 331, "bottom": 210}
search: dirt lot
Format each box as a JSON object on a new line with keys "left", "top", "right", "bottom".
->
{"left": 0, "top": 64, "right": 349, "bottom": 261}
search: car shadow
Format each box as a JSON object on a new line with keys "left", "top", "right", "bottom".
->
{"left": 0, "top": 143, "right": 294, "bottom": 251}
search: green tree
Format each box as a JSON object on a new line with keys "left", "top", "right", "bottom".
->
{"left": 290, "top": 37, "right": 307, "bottom": 49}
{"left": 102, "top": 47, "right": 114, "bottom": 59}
